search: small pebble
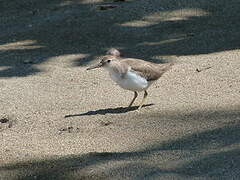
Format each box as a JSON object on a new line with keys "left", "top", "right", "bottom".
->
{"left": 23, "top": 60, "right": 34, "bottom": 64}
{"left": 100, "top": 121, "right": 112, "bottom": 126}
{"left": 59, "top": 126, "right": 80, "bottom": 134}
{"left": 98, "top": 5, "right": 119, "bottom": 10}
{"left": 0, "top": 118, "right": 9, "bottom": 123}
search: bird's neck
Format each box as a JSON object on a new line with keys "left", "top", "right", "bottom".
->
{"left": 106, "top": 61, "right": 129, "bottom": 76}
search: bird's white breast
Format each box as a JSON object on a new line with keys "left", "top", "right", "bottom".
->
{"left": 109, "top": 70, "right": 149, "bottom": 91}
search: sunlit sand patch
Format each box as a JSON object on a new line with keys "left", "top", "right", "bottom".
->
{"left": 121, "top": 8, "right": 209, "bottom": 27}
{"left": 138, "top": 37, "right": 186, "bottom": 46}
{"left": 59, "top": 0, "right": 74, "bottom": 6}
{"left": 0, "top": 40, "right": 46, "bottom": 51}
{"left": 59, "top": 0, "right": 104, "bottom": 6}
{"left": 39, "top": 53, "right": 90, "bottom": 67}
{"left": 120, "top": 20, "right": 156, "bottom": 27}
{"left": 0, "top": 66, "right": 11, "bottom": 71}
{"left": 145, "top": 8, "right": 209, "bottom": 22}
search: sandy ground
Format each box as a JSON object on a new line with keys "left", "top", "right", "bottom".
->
{"left": 0, "top": 0, "right": 240, "bottom": 179}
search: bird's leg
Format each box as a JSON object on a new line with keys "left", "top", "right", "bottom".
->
{"left": 138, "top": 90, "right": 148, "bottom": 110}
{"left": 128, "top": 91, "right": 138, "bottom": 107}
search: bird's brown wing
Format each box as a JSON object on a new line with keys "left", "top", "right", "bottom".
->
{"left": 122, "top": 58, "right": 174, "bottom": 81}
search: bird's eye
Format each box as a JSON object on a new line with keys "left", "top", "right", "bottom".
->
{"left": 107, "top": 60, "right": 111, "bottom": 63}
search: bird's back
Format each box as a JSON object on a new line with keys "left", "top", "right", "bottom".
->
{"left": 122, "top": 58, "right": 174, "bottom": 81}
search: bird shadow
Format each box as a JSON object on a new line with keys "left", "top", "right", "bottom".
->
{"left": 64, "top": 104, "right": 154, "bottom": 118}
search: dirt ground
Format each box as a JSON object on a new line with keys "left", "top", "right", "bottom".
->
{"left": 0, "top": 0, "right": 240, "bottom": 179}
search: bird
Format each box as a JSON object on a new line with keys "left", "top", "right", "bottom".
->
{"left": 87, "top": 48, "right": 174, "bottom": 110}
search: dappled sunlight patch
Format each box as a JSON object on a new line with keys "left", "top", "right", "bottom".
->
{"left": 121, "top": 8, "right": 209, "bottom": 27}
{"left": 58, "top": 0, "right": 75, "bottom": 7}
{"left": 39, "top": 53, "right": 90, "bottom": 67}
{"left": 80, "top": 0, "right": 106, "bottom": 4}
{"left": 138, "top": 37, "right": 186, "bottom": 46}
{"left": 0, "top": 66, "right": 11, "bottom": 71}
{"left": 121, "top": 20, "right": 156, "bottom": 27}
{"left": 145, "top": 8, "right": 209, "bottom": 22}
{"left": 0, "top": 40, "right": 46, "bottom": 51}
{"left": 59, "top": 0, "right": 105, "bottom": 6}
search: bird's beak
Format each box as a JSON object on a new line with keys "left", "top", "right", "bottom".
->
{"left": 86, "top": 62, "right": 103, "bottom": 70}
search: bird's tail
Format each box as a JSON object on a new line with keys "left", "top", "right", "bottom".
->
{"left": 163, "top": 61, "right": 175, "bottom": 71}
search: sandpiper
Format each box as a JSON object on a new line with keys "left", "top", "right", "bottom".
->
{"left": 87, "top": 49, "right": 174, "bottom": 110}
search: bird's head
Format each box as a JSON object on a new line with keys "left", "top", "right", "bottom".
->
{"left": 86, "top": 55, "right": 117, "bottom": 70}
{"left": 86, "top": 48, "right": 121, "bottom": 70}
